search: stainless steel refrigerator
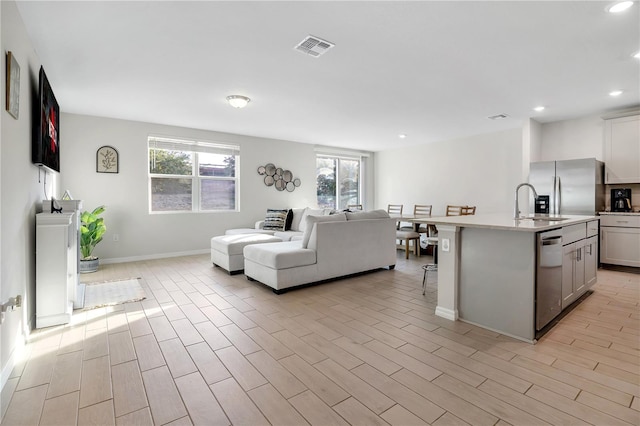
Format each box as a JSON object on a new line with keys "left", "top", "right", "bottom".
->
{"left": 529, "top": 158, "right": 605, "bottom": 215}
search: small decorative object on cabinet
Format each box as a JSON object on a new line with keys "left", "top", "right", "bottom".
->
{"left": 36, "top": 212, "right": 76, "bottom": 328}
{"left": 96, "top": 145, "right": 119, "bottom": 173}
{"left": 80, "top": 205, "right": 106, "bottom": 273}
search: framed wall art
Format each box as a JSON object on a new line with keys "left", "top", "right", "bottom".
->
{"left": 5, "top": 51, "right": 20, "bottom": 119}
{"left": 96, "top": 145, "right": 119, "bottom": 173}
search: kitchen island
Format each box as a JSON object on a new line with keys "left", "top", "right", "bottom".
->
{"left": 426, "top": 213, "right": 599, "bottom": 342}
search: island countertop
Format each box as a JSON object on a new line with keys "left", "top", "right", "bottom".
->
{"left": 423, "top": 213, "right": 598, "bottom": 232}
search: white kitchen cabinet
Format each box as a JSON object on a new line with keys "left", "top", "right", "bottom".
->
{"left": 604, "top": 114, "right": 640, "bottom": 184}
{"left": 36, "top": 212, "right": 76, "bottom": 328}
{"left": 561, "top": 223, "right": 598, "bottom": 309}
{"left": 584, "top": 235, "right": 598, "bottom": 288}
{"left": 601, "top": 225, "right": 640, "bottom": 267}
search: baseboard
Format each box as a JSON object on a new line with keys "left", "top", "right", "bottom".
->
{"left": 101, "top": 248, "right": 209, "bottom": 265}
{"left": 435, "top": 306, "right": 458, "bottom": 321}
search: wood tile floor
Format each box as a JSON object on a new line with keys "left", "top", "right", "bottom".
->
{"left": 2, "top": 253, "right": 638, "bottom": 425}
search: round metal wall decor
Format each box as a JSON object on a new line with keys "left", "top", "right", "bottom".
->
{"left": 257, "top": 163, "right": 301, "bottom": 192}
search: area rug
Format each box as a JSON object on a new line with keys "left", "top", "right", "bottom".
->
{"left": 82, "top": 278, "right": 146, "bottom": 310}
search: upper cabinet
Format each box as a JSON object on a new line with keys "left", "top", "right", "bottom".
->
{"left": 604, "top": 114, "right": 640, "bottom": 184}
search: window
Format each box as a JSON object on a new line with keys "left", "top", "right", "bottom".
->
{"left": 316, "top": 154, "right": 362, "bottom": 210}
{"left": 148, "top": 136, "right": 239, "bottom": 213}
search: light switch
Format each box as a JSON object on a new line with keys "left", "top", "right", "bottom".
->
{"left": 442, "top": 238, "right": 450, "bottom": 252}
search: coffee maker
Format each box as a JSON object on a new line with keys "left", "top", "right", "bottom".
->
{"left": 611, "top": 188, "right": 632, "bottom": 212}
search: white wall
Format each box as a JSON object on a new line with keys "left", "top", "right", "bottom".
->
{"left": 61, "top": 113, "right": 340, "bottom": 262}
{"left": 540, "top": 114, "right": 604, "bottom": 161}
{"left": 1, "top": 0, "right": 53, "bottom": 408}
{"left": 375, "top": 128, "right": 523, "bottom": 216}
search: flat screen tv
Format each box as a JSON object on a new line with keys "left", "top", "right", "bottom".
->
{"left": 32, "top": 66, "right": 60, "bottom": 173}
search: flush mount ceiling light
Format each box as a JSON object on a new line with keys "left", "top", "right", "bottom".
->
{"left": 633, "top": 51, "right": 640, "bottom": 59}
{"left": 606, "top": 1, "right": 634, "bottom": 13}
{"left": 398, "top": 134, "right": 407, "bottom": 139}
{"left": 534, "top": 106, "right": 545, "bottom": 112}
{"left": 226, "top": 95, "right": 251, "bottom": 108}
{"left": 609, "top": 90, "right": 623, "bottom": 97}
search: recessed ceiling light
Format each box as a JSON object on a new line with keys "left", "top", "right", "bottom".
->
{"left": 609, "top": 90, "right": 623, "bottom": 97}
{"left": 533, "top": 106, "right": 545, "bottom": 112}
{"left": 633, "top": 50, "right": 640, "bottom": 59}
{"left": 398, "top": 134, "right": 407, "bottom": 139}
{"left": 226, "top": 95, "right": 251, "bottom": 108}
{"left": 607, "top": 1, "right": 634, "bottom": 12}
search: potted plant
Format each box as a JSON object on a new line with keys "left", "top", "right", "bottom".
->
{"left": 79, "top": 205, "right": 106, "bottom": 273}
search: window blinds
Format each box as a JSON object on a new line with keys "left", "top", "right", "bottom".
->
{"left": 148, "top": 136, "right": 240, "bottom": 156}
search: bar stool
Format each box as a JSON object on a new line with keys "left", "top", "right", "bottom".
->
{"left": 421, "top": 225, "right": 438, "bottom": 295}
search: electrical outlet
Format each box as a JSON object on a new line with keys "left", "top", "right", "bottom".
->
{"left": 113, "top": 234, "right": 120, "bottom": 242}
{"left": 442, "top": 238, "right": 450, "bottom": 252}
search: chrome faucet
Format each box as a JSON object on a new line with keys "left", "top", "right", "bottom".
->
{"left": 514, "top": 183, "right": 538, "bottom": 219}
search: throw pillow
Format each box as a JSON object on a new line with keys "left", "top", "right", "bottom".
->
{"left": 345, "top": 209, "right": 390, "bottom": 221}
{"left": 302, "top": 213, "right": 347, "bottom": 248}
{"left": 285, "top": 209, "right": 294, "bottom": 230}
{"left": 263, "top": 209, "right": 289, "bottom": 231}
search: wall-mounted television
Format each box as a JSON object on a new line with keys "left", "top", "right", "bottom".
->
{"left": 32, "top": 66, "right": 60, "bottom": 173}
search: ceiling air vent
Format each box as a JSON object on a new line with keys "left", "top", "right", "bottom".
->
{"left": 294, "top": 35, "right": 335, "bottom": 58}
{"left": 488, "top": 114, "right": 509, "bottom": 120}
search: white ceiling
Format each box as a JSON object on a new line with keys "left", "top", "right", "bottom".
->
{"left": 14, "top": 1, "right": 640, "bottom": 152}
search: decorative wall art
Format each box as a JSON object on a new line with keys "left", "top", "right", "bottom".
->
{"left": 257, "top": 163, "right": 301, "bottom": 192}
{"left": 97, "top": 145, "right": 119, "bottom": 173}
{"left": 5, "top": 51, "right": 20, "bottom": 119}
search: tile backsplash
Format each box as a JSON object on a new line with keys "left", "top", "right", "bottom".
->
{"left": 604, "top": 183, "right": 640, "bottom": 212}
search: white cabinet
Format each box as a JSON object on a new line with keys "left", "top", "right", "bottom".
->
{"left": 561, "top": 222, "right": 598, "bottom": 309}
{"left": 562, "top": 241, "right": 585, "bottom": 309}
{"left": 601, "top": 222, "right": 640, "bottom": 267}
{"left": 36, "top": 212, "right": 77, "bottom": 328}
{"left": 604, "top": 115, "right": 640, "bottom": 183}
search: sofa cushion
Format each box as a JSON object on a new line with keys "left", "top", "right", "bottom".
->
{"left": 289, "top": 208, "right": 306, "bottom": 231}
{"left": 302, "top": 213, "right": 347, "bottom": 248}
{"left": 211, "top": 234, "right": 283, "bottom": 255}
{"left": 244, "top": 241, "right": 316, "bottom": 269}
{"left": 298, "top": 208, "right": 324, "bottom": 233}
{"left": 345, "top": 209, "right": 390, "bottom": 220}
{"left": 273, "top": 230, "right": 304, "bottom": 241}
{"left": 226, "top": 228, "right": 276, "bottom": 236}
{"left": 263, "top": 209, "right": 289, "bottom": 231}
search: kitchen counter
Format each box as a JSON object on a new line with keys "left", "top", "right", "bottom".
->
{"left": 599, "top": 211, "right": 640, "bottom": 216}
{"left": 426, "top": 213, "right": 598, "bottom": 232}
{"left": 432, "top": 213, "right": 599, "bottom": 343}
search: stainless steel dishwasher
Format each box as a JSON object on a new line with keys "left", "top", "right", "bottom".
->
{"left": 536, "top": 228, "right": 563, "bottom": 331}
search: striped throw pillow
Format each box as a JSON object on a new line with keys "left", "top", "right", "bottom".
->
{"left": 263, "top": 209, "right": 289, "bottom": 231}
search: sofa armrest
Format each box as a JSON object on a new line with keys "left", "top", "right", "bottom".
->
{"left": 255, "top": 220, "right": 265, "bottom": 229}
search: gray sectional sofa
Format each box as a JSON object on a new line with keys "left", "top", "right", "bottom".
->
{"left": 242, "top": 209, "right": 397, "bottom": 293}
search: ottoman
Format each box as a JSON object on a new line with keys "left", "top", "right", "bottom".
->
{"left": 211, "top": 234, "right": 282, "bottom": 274}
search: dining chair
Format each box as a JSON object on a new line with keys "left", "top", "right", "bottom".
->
{"left": 396, "top": 229, "right": 420, "bottom": 259}
{"left": 421, "top": 224, "right": 439, "bottom": 294}
{"left": 446, "top": 205, "right": 463, "bottom": 216}
{"left": 400, "top": 204, "right": 432, "bottom": 233}
{"left": 388, "top": 204, "right": 403, "bottom": 230}
{"left": 461, "top": 205, "right": 476, "bottom": 215}
{"left": 387, "top": 204, "right": 403, "bottom": 215}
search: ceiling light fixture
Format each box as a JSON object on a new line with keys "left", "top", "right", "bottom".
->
{"left": 534, "top": 106, "right": 545, "bottom": 112}
{"left": 633, "top": 50, "right": 640, "bottom": 59}
{"left": 606, "top": 1, "right": 634, "bottom": 13}
{"left": 226, "top": 95, "right": 251, "bottom": 108}
{"left": 398, "top": 134, "right": 407, "bottom": 139}
{"left": 609, "top": 90, "right": 623, "bottom": 97}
